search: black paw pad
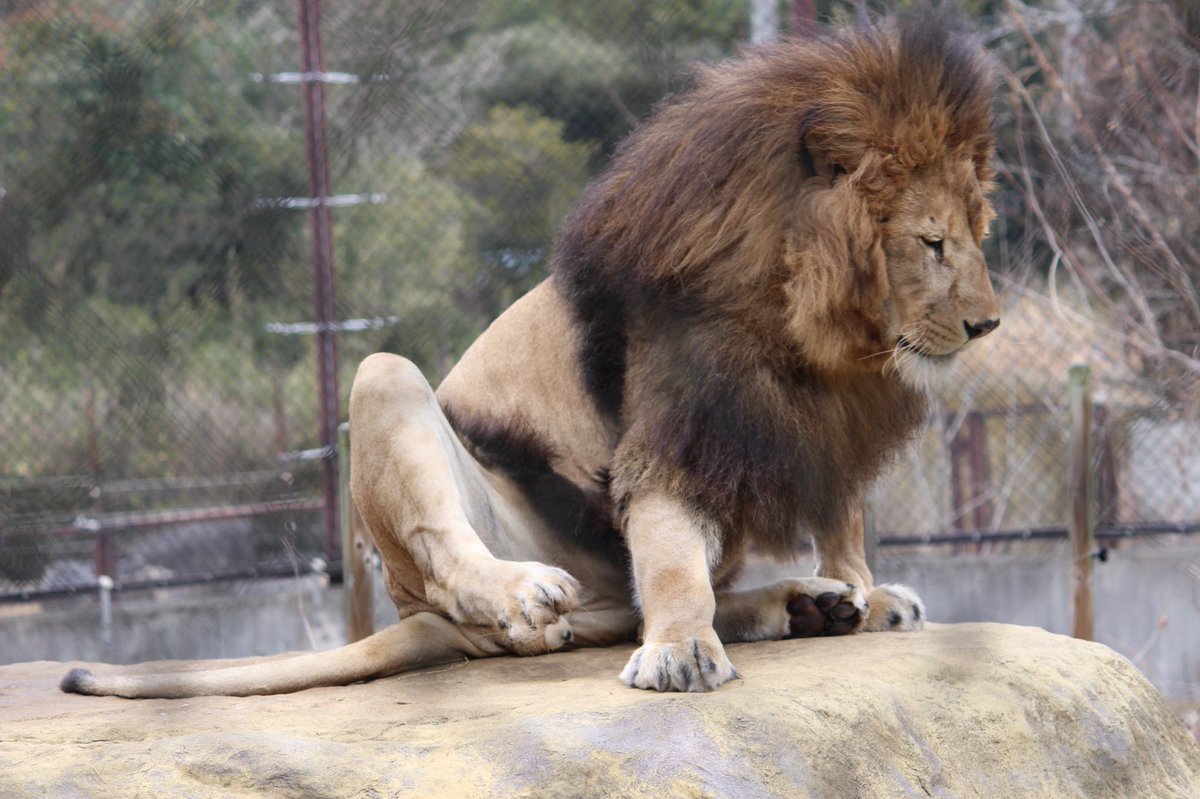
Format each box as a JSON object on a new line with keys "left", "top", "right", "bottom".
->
{"left": 787, "top": 594, "right": 823, "bottom": 636}
{"left": 787, "top": 591, "right": 863, "bottom": 638}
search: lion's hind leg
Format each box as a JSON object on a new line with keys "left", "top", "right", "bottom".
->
{"left": 349, "top": 353, "right": 580, "bottom": 653}
{"left": 714, "top": 578, "right": 868, "bottom": 643}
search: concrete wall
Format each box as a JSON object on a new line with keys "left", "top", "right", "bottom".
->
{"left": 3, "top": 544, "right": 1197, "bottom": 698}
{"left": 875, "top": 543, "right": 1200, "bottom": 698}
{"left": 0, "top": 576, "right": 400, "bottom": 666}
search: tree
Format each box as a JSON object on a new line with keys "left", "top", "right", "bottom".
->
{"left": 440, "top": 104, "right": 595, "bottom": 318}
{"left": 994, "top": 0, "right": 1200, "bottom": 402}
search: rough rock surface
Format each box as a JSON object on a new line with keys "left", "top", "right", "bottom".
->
{"left": 1, "top": 623, "right": 1197, "bottom": 798}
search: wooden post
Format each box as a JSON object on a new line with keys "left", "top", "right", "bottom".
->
{"left": 965, "top": 412, "right": 994, "bottom": 531}
{"left": 1068, "top": 364, "right": 1095, "bottom": 641}
{"left": 338, "top": 422, "right": 374, "bottom": 643}
{"left": 1093, "top": 404, "right": 1119, "bottom": 526}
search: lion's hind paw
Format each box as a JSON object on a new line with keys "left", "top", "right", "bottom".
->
{"left": 863, "top": 583, "right": 925, "bottom": 632}
{"left": 785, "top": 578, "right": 869, "bottom": 638}
{"left": 446, "top": 558, "right": 580, "bottom": 655}
{"left": 506, "top": 614, "right": 575, "bottom": 656}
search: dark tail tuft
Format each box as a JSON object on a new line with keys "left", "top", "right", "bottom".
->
{"left": 60, "top": 668, "right": 95, "bottom": 694}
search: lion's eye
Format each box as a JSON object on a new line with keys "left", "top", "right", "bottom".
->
{"left": 922, "top": 236, "right": 944, "bottom": 262}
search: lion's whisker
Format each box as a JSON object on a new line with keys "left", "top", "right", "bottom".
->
{"left": 860, "top": 347, "right": 899, "bottom": 361}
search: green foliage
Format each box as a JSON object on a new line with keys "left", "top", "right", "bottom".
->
{"left": 471, "top": 22, "right": 651, "bottom": 161}
{"left": 442, "top": 105, "right": 595, "bottom": 317}
{"left": 550, "top": 0, "right": 748, "bottom": 48}
{"left": 476, "top": 0, "right": 747, "bottom": 46}
{"left": 0, "top": 0, "right": 812, "bottom": 545}
{"left": 333, "top": 158, "right": 483, "bottom": 380}
{"left": 472, "top": 13, "right": 738, "bottom": 160}
{"left": 1, "top": 3, "right": 302, "bottom": 313}
{"left": 0, "top": 534, "right": 46, "bottom": 585}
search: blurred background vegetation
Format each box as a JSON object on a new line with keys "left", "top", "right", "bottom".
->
{"left": 0, "top": 0, "right": 753, "bottom": 488}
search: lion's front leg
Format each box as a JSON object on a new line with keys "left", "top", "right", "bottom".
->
{"left": 619, "top": 491, "right": 738, "bottom": 692}
{"left": 813, "top": 503, "right": 925, "bottom": 633}
{"left": 714, "top": 577, "right": 868, "bottom": 642}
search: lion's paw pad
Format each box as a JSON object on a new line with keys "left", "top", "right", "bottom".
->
{"left": 785, "top": 580, "right": 869, "bottom": 637}
{"left": 864, "top": 583, "right": 925, "bottom": 632}
{"left": 620, "top": 636, "right": 737, "bottom": 692}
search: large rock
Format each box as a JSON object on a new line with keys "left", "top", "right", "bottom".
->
{"left": 1, "top": 623, "right": 1196, "bottom": 797}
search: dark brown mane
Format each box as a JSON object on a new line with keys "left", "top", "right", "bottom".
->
{"left": 553, "top": 8, "right": 996, "bottom": 544}
{"left": 616, "top": 308, "right": 928, "bottom": 546}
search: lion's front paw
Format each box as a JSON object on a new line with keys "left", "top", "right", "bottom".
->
{"left": 863, "top": 583, "right": 925, "bottom": 632}
{"left": 619, "top": 634, "right": 738, "bottom": 692}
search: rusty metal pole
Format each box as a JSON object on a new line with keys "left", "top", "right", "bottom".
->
{"left": 85, "top": 378, "right": 115, "bottom": 582}
{"left": 791, "top": 0, "right": 818, "bottom": 36}
{"left": 297, "top": 0, "right": 341, "bottom": 568}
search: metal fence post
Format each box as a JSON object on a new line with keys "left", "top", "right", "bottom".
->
{"left": 297, "top": 0, "right": 342, "bottom": 568}
{"left": 98, "top": 574, "right": 114, "bottom": 648}
{"left": 85, "top": 379, "right": 117, "bottom": 586}
{"left": 338, "top": 423, "right": 374, "bottom": 643}
{"left": 1068, "top": 364, "right": 1095, "bottom": 641}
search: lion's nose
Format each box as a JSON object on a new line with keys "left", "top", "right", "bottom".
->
{"left": 963, "top": 318, "right": 1000, "bottom": 340}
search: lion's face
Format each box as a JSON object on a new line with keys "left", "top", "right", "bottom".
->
{"left": 879, "top": 159, "right": 1000, "bottom": 393}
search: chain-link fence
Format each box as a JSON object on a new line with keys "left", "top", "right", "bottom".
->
{"left": 1, "top": 0, "right": 1197, "bottom": 654}
{"left": 871, "top": 294, "right": 1200, "bottom": 545}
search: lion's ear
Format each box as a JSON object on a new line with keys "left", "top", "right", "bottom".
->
{"left": 797, "top": 107, "right": 849, "bottom": 182}
{"left": 798, "top": 141, "right": 847, "bottom": 182}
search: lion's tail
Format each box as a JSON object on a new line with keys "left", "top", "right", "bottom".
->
{"left": 59, "top": 612, "right": 506, "bottom": 699}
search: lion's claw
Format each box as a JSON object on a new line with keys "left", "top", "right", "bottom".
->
{"left": 620, "top": 635, "right": 737, "bottom": 692}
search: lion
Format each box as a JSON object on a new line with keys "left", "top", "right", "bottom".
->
{"left": 61, "top": 8, "right": 999, "bottom": 698}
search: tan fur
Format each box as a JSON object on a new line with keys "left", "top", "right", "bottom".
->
{"left": 61, "top": 12, "right": 997, "bottom": 698}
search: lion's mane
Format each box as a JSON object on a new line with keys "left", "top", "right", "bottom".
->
{"left": 553, "top": 8, "right": 997, "bottom": 550}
